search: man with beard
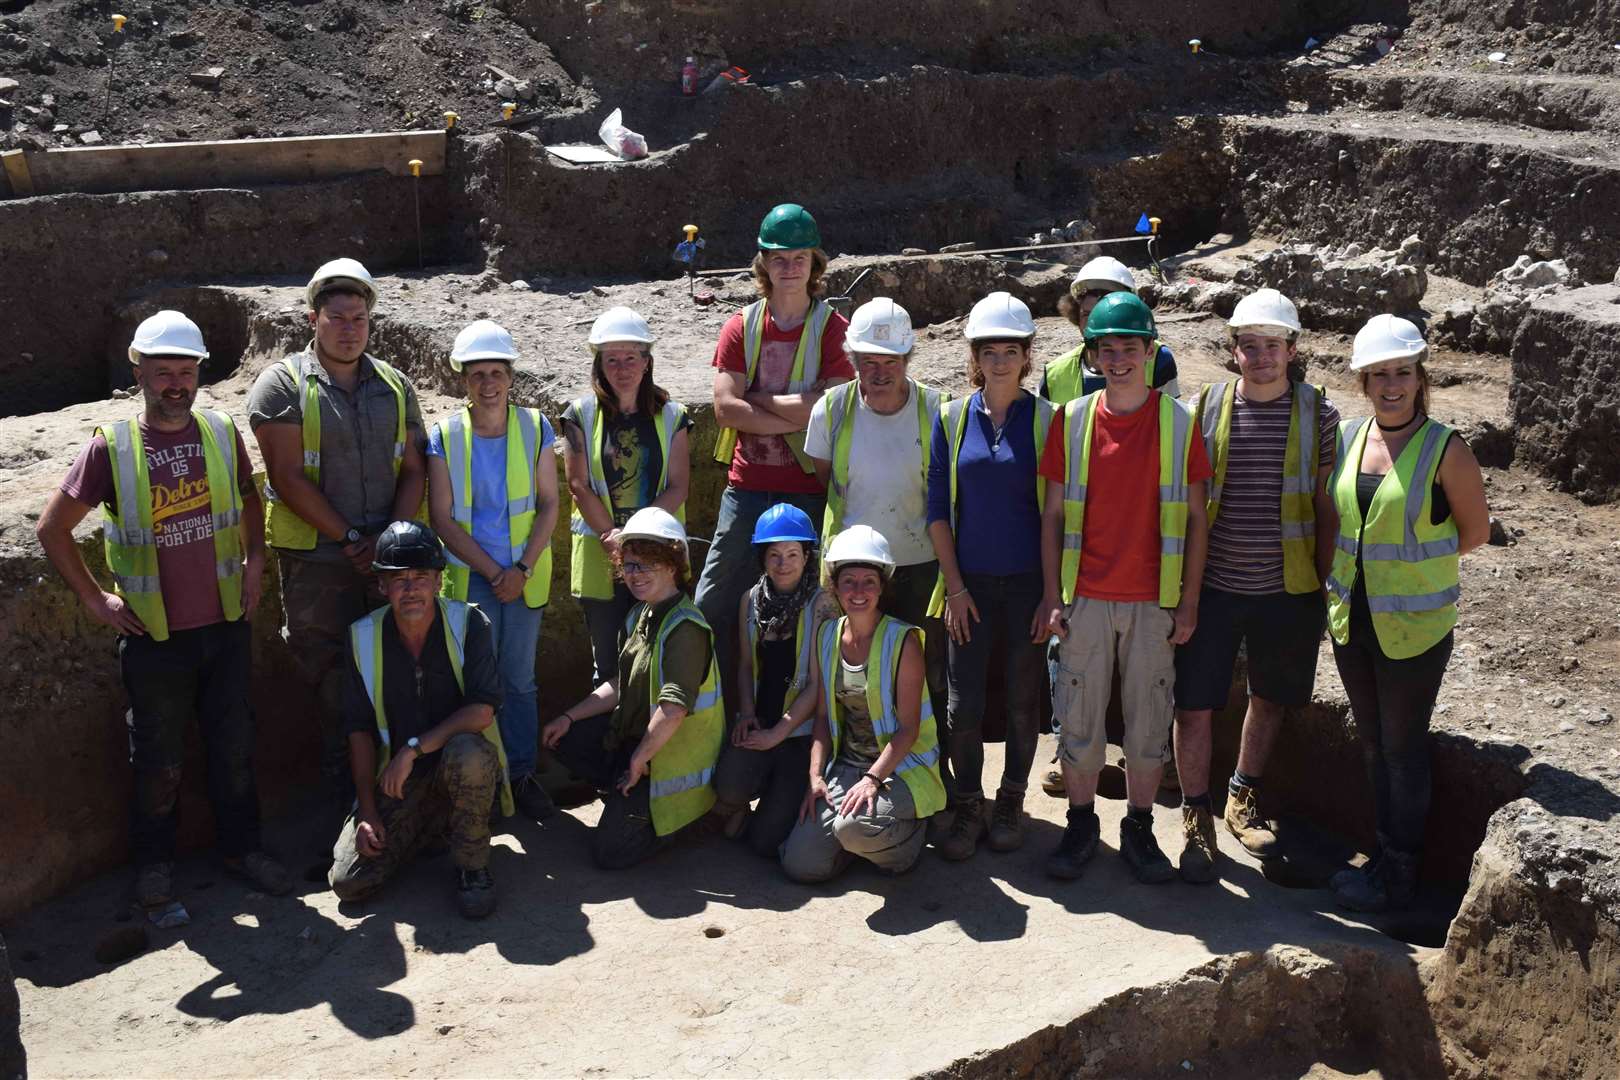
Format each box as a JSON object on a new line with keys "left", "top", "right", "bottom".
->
{"left": 38, "top": 311, "right": 290, "bottom": 912}
{"left": 247, "top": 259, "right": 429, "bottom": 875}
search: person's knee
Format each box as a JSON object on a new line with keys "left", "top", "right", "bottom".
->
{"left": 780, "top": 845, "right": 838, "bottom": 884}
{"left": 442, "top": 732, "right": 499, "bottom": 778}
{"left": 589, "top": 832, "right": 652, "bottom": 871}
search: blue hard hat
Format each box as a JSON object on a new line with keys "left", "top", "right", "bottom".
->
{"left": 752, "top": 503, "right": 817, "bottom": 545}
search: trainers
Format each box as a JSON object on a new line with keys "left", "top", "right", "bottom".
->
{"left": 512, "top": 774, "right": 558, "bottom": 822}
{"left": 938, "top": 793, "right": 984, "bottom": 861}
{"left": 224, "top": 851, "right": 292, "bottom": 896}
{"left": 987, "top": 789, "right": 1025, "bottom": 853}
{"left": 1119, "top": 815, "right": 1176, "bottom": 884}
{"left": 1178, "top": 806, "right": 1219, "bottom": 884}
{"left": 134, "top": 862, "right": 173, "bottom": 908}
{"left": 1041, "top": 766, "right": 1066, "bottom": 798}
{"left": 456, "top": 867, "right": 497, "bottom": 920}
{"left": 1223, "top": 782, "right": 1280, "bottom": 859}
{"left": 1045, "top": 813, "right": 1100, "bottom": 880}
{"left": 1335, "top": 849, "right": 1417, "bottom": 913}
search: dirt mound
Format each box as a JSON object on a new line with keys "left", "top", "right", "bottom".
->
{"left": 0, "top": 0, "right": 578, "bottom": 149}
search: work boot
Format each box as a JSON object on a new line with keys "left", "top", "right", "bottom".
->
{"left": 1330, "top": 833, "right": 1389, "bottom": 891}
{"left": 927, "top": 806, "right": 955, "bottom": 846}
{"left": 455, "top": 867, "right": 497, "bottom": 920}
{"left": 1335, "top": 849, "right": 1418, "bottom": 913}
{"left": 1119, "top": 815, "right": 1176, "bottom": 884}
{"left": 1178, "top": 806, "right": 1219, "bottom": 884}
{"left": 1045, "top": 812, "right": 1100, "bottom": 881}
{"left": 938, "top": 793, "right": 984, "bottom": 861}
{"left": 1041, "top": 766, "right": 1066, "bottom": 798}
{"left": 134, "top": 862, "right": 173, "bottom": 908}
{"left": 223, "top": 851, "right": 292, "bottom": 896}
{"left": 1223, "top": 782, "right": 1280, "bottom": 859}
{"left": 512, "top": 774, "right": 558, "bottom": 822}
{"left": 987, "top": 789, "right": 1025, "bottom": 853}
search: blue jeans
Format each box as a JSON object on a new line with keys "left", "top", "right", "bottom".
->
{"left": 465, "top": 575, "right": 545, "bottom": 781}
{"left": 694, "top": 485, "right": 826, "bottom": 718}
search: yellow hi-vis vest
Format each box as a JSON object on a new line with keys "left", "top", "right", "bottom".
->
{"left": 434, "top": 405, "right": 552, "bottom": 608}
{"left": 568, "top": 395, "right": 688, "bottom": 600}
{"left": 819, "top": 377, "right": 947, "bottom": 552}
{"left": 1195, "top": 380, "right": 1325, "bottom": 595}
{"left": 1057, "top": 391, "right": 1195, "bottom": 609}
{"left": 636, "top": 596, "right": 725, "bottom": 836}
{"left": 1326, "top": 417, "right": 1460, "bottom": 660}
{"left": 926, "top": 390, "right": 1056, "bottom": 616}
{"left": 817, "top": 614, "right": 945, "bottom": 817}
{"left": 349, "top": 597, "right": 515, "bottom": 816}
{"left": 100, "top": 410, "right": 245, "bottom": 643}
{"left": 1040, "top": 341, "right": 1161, "bottom": 404}
{"left": 745, "top": 586, "right": 825, "bottom": 737}
{"left": 711, "top": 298, "right": 833, "bottom": 474}
{"left": 264, "top": 353, "right": 411, "bottom": 550}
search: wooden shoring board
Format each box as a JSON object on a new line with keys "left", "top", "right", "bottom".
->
{"left": 11, "top": 130, "right": 445, "bottom": 197}
{"left": 1, "top": 149, "right": 34, "bottom": 197}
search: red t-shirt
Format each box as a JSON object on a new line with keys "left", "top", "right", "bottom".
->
{"left": 713, "top": 304, "right": 853, "bottom": 493}
{"left": 61, "top": 418, "right": 256, "bottom": 632}
{"left": 1038, "top": 391, "right": 1213, "bottom": 603}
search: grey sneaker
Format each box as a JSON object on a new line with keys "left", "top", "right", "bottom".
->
{"left": 456, "top": 867, "right": 497, "bottom": 920}
{"left": 1119, "top": 816, "right": 1175, "bottom": 884}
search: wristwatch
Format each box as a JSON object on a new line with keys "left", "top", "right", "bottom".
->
{"left": 405, "top": 737, "right": 422, "bottom": 756}
{"left": 515, "top": 559, "right": 533, "bottom": 579}
{"left": 344, "top": 527, "right": 363, "bottom": 545}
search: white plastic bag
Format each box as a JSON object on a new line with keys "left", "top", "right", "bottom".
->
{"left": 598, "top": 107, "right": 648, "bottom": 160}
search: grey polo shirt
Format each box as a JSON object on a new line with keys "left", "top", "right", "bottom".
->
{"left": 247, "top": 348, "right": 426, "bottom": 563}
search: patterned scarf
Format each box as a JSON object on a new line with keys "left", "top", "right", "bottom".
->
{"left": 750, "top": 561, "right": 819, "bottom": 641}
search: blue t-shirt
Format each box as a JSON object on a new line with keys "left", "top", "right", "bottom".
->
{"left": 925, "top": 390, "right": 1043, "bottom": 577}
{"left": 428, "top": 415, "right": 555, "bottom": 568}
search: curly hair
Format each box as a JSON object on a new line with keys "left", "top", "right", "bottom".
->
{"left": 614, "top": 537, "right": 690, "bottom": 587}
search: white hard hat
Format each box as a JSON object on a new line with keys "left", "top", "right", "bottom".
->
{"left": 587, "top": 305, "right": 655, "bottom": 348}
{"left": 128, "top": 310, "right": 209, "bottom": 365}
{"left": 1071, "top": 256, "right": 1137, "bottom": 295}
{"left": 845, "top": 297, "right": 916, "bottom": 356}
{"left": 617, "top": 506, "right": 687, "bottom": 554}
{"left": 1351, "top": 314, "right": 1427, "bottom": 370}
{"left": 1229, "top": 288, "right": 1302, "bottom": 336}
{"left": 449, "top": 319, "right": 517, "bottom": 372}
{"left": 824, "top": 524, "right": 896, "bottom": 580}
{"left": 306, "top": 257, "right": 378, "bottom": 311}
{"left": 964, "top": 291, "right": 1036, "bottom": 342}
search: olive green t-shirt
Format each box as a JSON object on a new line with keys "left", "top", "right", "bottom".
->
{"left": 834, "top": 656, "right": 880, "bottom": 767}
{"left": 607, "top": 593, "right": 712, "bottom": 751}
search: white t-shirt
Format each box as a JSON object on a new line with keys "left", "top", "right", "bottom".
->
{"left": 805, "top": 381, "right": 935, "bottom": 566}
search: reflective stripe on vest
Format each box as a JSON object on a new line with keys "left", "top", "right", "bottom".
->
{"left": 265, "top": 353, "right": 411, "bottom": 550}
{"left": 349, "top": 597, "right": 514, "bottom": 815}
{"left": 711, "top": 299, "right": 832, "bottom": 473}
{"left": 1041, "top": 343, "right": 1160, "bottom": 405}
{"left": 1195, "top": 380, "right": 1323, "bottom": 595}
{"left": 644, "top": 597, "right": 725, "bottom": 836}
{"left": 100, "top": 409, "right": 245, "bottom": 643}
{"left": 746, "top": 586, "right": 824, "bottom": 737}
{"left": 817, "top": 614, "right": 946, "bottom": 817}
{"left": 925, "top": 391, "right": 1055, "bottom": 616}
{"left": 1057, "top": 391, "right": 1194, "bottom": 608}
{"left": 568, "top": 396, "right": 686, "bottom": 600}
{"left": 820, "top": 377, "right": 946, "bottom": 551}
{"left": 436, "top": 405, "right": 552, "bottom": 608}
{"left": 1325, "top": 417, "right": 1460, "bottom": 660}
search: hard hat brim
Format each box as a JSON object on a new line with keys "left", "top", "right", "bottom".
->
{"left": 1229, "top": 322, "right": 1299, "bottom": 337}
{"left": 1349, "top": 346, "right": 1426, "bottom": 370}
{"left": 371, "top": 557, "right": 447, "bottom": 572}
{"left": 308, "top": 276, "right": 379, "bottom": 310}
{"left": 129, "top": 346, "right": 209, "bottom": 363}
{"left": 452, "top": 350, "right": 518, "bottom": 365}
{"left": 846, "top": 341, "right": 914, "bottom": 357}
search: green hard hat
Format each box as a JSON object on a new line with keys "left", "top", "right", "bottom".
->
{"left": 757, "top": 203, "right": 822, "bottom": 250}
{"left": 1083, "top": 291, "right": 1157, "bottom": 343}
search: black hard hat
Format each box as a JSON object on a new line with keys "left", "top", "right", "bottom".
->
{"left": 372, "top": 520, "right": 447, "bottom": 572}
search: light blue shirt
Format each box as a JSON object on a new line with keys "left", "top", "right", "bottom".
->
{"left": 428, "top": 416, "right": 555, "bottom": 568}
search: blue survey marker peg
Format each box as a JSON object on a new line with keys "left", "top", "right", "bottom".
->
{"left": 1135, "top": 213, "right": 1152, "bottom": 234}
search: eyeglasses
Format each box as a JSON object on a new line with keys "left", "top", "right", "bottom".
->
{"left": 621, "top": 560, "right": 654, "bottom": 577}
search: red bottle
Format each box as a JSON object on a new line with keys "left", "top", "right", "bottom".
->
{"left": 681, "top": 56, "right": 698, "bottom": 96}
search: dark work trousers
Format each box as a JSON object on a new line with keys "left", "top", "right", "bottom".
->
{"left": 887, "top": 559, "right": 954, "bottom": 805}
{"left": 1332, "top": 626, "right": 1453, "bottom": 855}
{"left": 553, "top": 713, "right": 673, "bottom": 869}
{"left": 119, "top": 618, "right": 260, "bottom": 866}
{"left": 580, "top": 581, "right": 637, "bottom": 688}
{"left": 713, "top": 736, "right": 813, "bottom": 858}
{"left": 946, "top": 571, "right": 1046, "bottom": 798}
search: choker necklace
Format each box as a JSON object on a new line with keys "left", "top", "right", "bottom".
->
{"left": 1376, "top": 414, "right": 1421, "bottom": 433}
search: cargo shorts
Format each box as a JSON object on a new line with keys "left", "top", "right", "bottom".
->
{"left": 1051, "top": 596, "right": 1176, "bottom": 774}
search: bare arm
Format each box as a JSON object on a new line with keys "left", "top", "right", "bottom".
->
{"left": 391, "top": 428, "right": 428, "bottom": 523}
{"left": 1170, "top": 479, "right": 1209, "bottom": 645}
{"left": 255, "top": 421, "right": 352, "bottom": 541}
{"left": 1039, "top": 478, "right": 1066, "bottom": 640}
{"left": 811, "top": 456, "right": 832, "bottom": 488}
{"left": 713, "top": 370, "right": 801, "bottom": 435}
{"left": 560, "top": 419, "right": 617, "bottom": 538}
{"left": 428, "top": 454, "right": 504, "bottom": 581}
{"left": 520, "top": 443, "right": 560, "bottom": 570}
{"left": 652, "top": 428, "right": 691, "bottom": 515}
{"left": 240, "top": 485, "right": 266, "bottom": 618}
{"left": 1439, "top": 437, "right": 1491, "bottom": 556}
{"left": 629, "top": 702, "right": 688, "bottom": 779}
{"left": 36, "top": 489, "right": 147, "bottom": 635}
{"left": 798, "top": 647, "right": 832, "bottom": 823}
{"left": 1313, "top": 463, "right": 1337, "bottom": 586}
{"left": 735, "top": 590, "right": 757, "bottom": 722}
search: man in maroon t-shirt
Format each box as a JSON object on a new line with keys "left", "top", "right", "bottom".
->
{"left": 694, "top": 204, "right": 853, "bottom": 709}
{"left": 36, "top": 311, "right": 289, "bottom": 916}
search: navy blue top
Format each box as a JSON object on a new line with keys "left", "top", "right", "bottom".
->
{"left": 926, "top": 390, "right": 1044, "bottom": 577}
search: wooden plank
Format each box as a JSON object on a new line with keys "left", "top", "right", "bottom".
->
{"left": 0, "top": 149, "right": 34, "bottom": 197}
{"left": 17, "top": 130, "right": 445, "bottom": 197}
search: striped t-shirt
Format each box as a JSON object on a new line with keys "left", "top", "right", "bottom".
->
{"left": 1203, "top": 384, "right": 1340, "bottom": 595}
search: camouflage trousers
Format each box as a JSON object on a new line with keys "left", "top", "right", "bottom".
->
{"left": 328, "top": 733, "right": 499, "bottom": 901}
